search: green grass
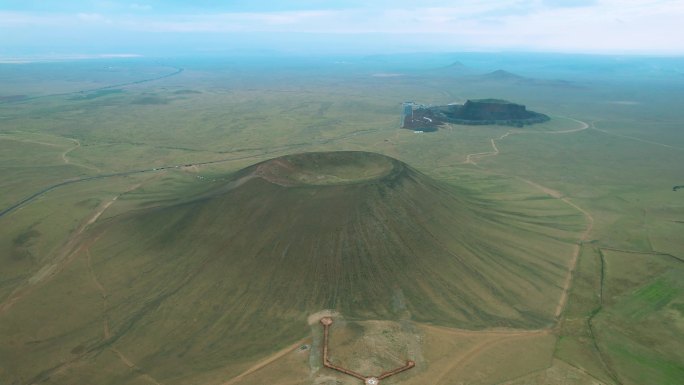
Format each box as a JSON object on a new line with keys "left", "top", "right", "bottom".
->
{"left": 590, "top": 250, "right": 684, "bottom": 385}
{"left": 555, "top": 246, "right": 616, "bottom": 384}
{"left": 1, "top": 58, "right": 683, "bottom": 384}
{"left": 0, "top": 151, "right": 583, "bottom": 384}
{"left": 623, "top": 279, "right": 679, "bottom": 318}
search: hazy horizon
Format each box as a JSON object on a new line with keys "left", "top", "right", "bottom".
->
{"left": 2, "top": 0, "right": 683, "bottom": 58}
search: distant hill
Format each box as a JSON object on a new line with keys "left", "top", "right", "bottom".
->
{"left": 479, "top": 69, "right": 527, "bottom": 81}
{"left": 468, "top": 69, "right": 581, "bottom": 88}
{"left": 428, "top": 60, "right": 476, "bottom": 76}
{"left": 419, "top": 66, "right": 581, "bottom": 88}
{"left": 441, "top": 61, "right": 473, "bottom": 72}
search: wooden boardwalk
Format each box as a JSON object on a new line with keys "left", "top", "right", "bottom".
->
{"left": 319, "top": 317, "right": 415, "bottom": 384}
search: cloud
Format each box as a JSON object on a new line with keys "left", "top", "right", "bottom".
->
{"left": 129, "top": 3, "right": 152, "bottom": 11}
{"left": 129, "top": 10, "right": 335, "bottom": 33}
{"left": 77, "top": 12, "right": 106, "bottom": 21}
{"left": 1, "top": 1, "right": 683, "bottom": 54}
{"left": 543, "top": 0, "right": 597, "bottom": 8}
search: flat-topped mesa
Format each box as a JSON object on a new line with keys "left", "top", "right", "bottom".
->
{"left": 458, "top": 99, "right": 531, "bottom": 121}
{"left": 403, "top": 98, "right": 549, "bottom": 130}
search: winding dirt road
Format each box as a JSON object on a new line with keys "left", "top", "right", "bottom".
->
{"left": 462, "top": 117, "right": 595, "bottom": 321}
{"left": 61, "top": 138, "right": 100, "bottom": 172}
{"left": 464, "top": 117, "right": 589, "bottom": 166}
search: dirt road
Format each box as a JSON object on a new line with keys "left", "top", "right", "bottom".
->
{"left": 220, "top": 338, "right": 309, "bottom": 385}
{"left": 462, "top": 117, "right": 595, "bottom": 320}
{"left": 426, "top": 325, "right": 551, "bottom": 384}
{"left": 464, "top": 117, "right": 589, "bottom": 165}
{"left": 0, "top": 183, "right": 140, "bottom": 316}
{"left": 61, "top": 138, "right": 100, "bottom": 172}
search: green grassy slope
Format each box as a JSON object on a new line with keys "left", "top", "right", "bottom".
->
{"left": 94, "top": 151, "right": 576, "bottom": 328}
{"left": 594, "top": 250, "right": 684, "bottom": 385}
{"left": 0, "top": 151, "right": 582, "bottom": 384}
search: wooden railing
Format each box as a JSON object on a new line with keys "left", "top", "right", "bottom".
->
{"left": 319, "top": 317, "right": 415, "bottom": 384}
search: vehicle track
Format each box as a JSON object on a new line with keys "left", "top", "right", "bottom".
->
{"left": 220, "top": 338, "right": 309, "bottom": 385}
{"left": 462, "top": 117, "right": 594, "bottom": 321}
{"left": 61, "top": 138, "right": 101, "bottom": 172}
{"left": 463, "top": 117, "right": 589, "bottom": 166}
{"left": 28, "top": 181, "right": 165, "bottom": 385}
{"left": 0, "top": 183, "right": 141, "bottom": 316}
{"left": 433, "top": 330, "right": 549, "bottom": 385}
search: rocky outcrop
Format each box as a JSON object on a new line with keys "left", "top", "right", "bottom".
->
{"left": 403, "top": 99, "right": 549, "bottom": 130}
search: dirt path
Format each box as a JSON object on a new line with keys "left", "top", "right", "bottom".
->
{"left": 592, "top": 126, "right": 683, "bottom": 151}
{"left": 215, "top": 323, "right": 547, "bottom": 385}
{"left": 88, "top": 247, "right": 165, "bottom": 385}
{"left": 14, "top": 181, "right": 159, "bottom": 385}
{"left": 111, "top": 348, "right": 165, "bottom": 385}
{"left": 0, "top": 134, "right": 99, "bottom": 172}
{"left": 86, "top": 248, "right": 111, "bottom": 339}
{"left": 498, "top": 358, "right": 608, "bottom": 385}
{"left": 86, "top": 229, "right": 165, "bottom": 385}
{"left": 553, "top": 195, "right": 595, "bottom": 318}
{"left": 61, "top": 139, "right": 78, "bottom": 164}
{"left": 464, "top": 132, "right": 511, "bottom": 165}
{"left": 421, "top": 323, "right": 549, "bottom": 338}
{"left": 513, "top": 176, "right": 595, "bottom": 318}
{"left": 546, "top": 117, "right": 589, "bottom": 134}
{"left": 432, "top": 328, "right": 551, "bottom": 384}
{"left": 463, "top": 117, "right": 589, "bottom": 166}
{"left": 220, "top": 338, "right": 309, "bottom": 385}
{"left": 0, "top": 183, "right": 140, "bottom": 316}
{"left": 0, "top": 135, "right": 61, "bottom": 147}
{"left": 461, "top": 117, "right": 595, "bottom": 321}
{"left": 61, "top": 138, "right": 101, "bottom": 172}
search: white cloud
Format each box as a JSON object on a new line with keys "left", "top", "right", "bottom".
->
{"left": 126, "top": 10, "right": 334, "bottom": 33}
{"left": 1, "top": 1, "right": 683, "bottom": 54}
{"left": 77, "top": 12, "right": 106, "bottom": 21}
{"left": 130, "top": 3, "right": 152, "bottom": 11}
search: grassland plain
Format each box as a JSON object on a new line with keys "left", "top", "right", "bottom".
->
{"left": 0, "top": 57, "right": 683, "bottom": 384}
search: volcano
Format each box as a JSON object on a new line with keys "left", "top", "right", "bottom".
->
{"left": 6, "top": 151, "right": 580, "bottom": 384}
{"left": 93, "top": 151, "right": 570, "bottom": 326}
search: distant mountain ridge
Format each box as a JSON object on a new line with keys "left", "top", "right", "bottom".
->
{"left": 479, "top": 69, "right": 527, "bottom": 81}
{"left": 427, "top": 63, "right": 580, "bottom": 88}
{"left": 471, "top": 69, "right": 581, "bottom": 88}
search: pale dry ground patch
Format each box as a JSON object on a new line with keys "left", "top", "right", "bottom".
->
{"left": 502, "top": 359, "right": 608, "bottom": 385}
{"left": 216, "top": 320, "right": 567, "bottom": 385}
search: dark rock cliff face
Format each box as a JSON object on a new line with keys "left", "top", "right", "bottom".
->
{"left": 403, "top": 99, "right": 549, "bottom": 131}
{"left": 457, "top": 100, "right": 529, "bottom": 120}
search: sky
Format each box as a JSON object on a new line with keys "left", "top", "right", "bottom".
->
{"left": 1, "top": 0, "right": 683, "bottom": 57}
